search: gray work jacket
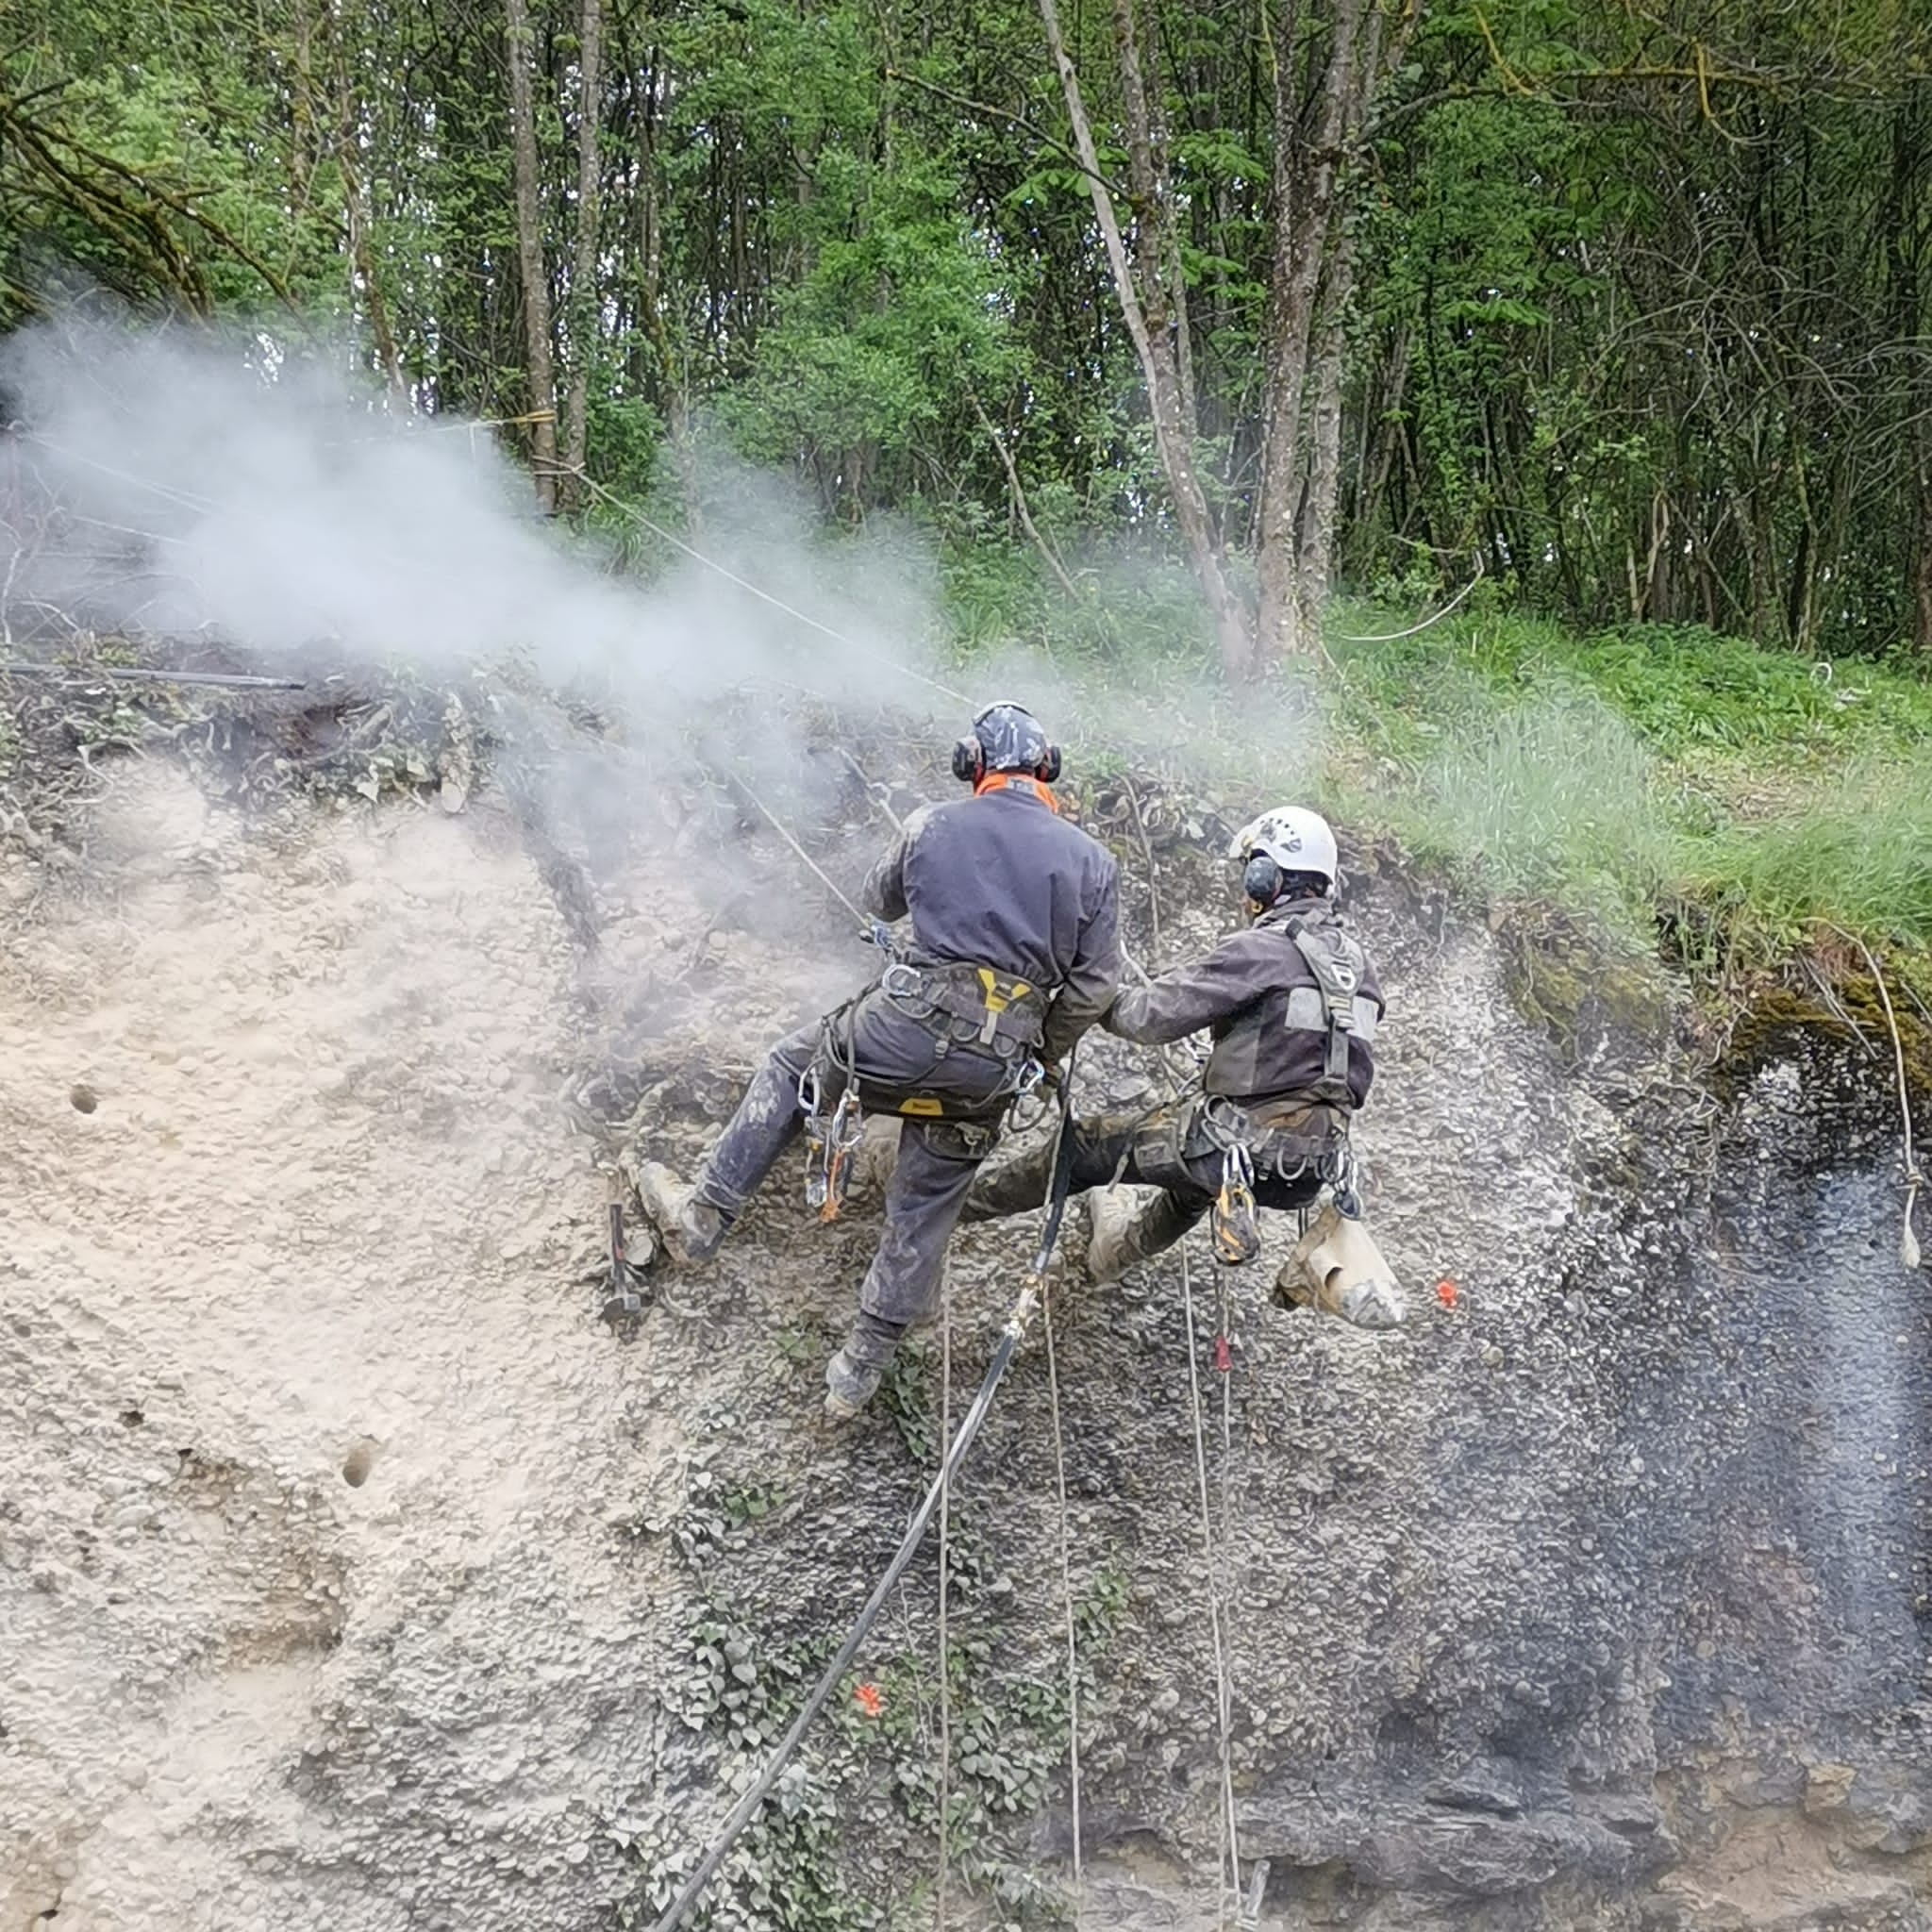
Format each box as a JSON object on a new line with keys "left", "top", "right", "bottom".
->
{"left": 861, "top": 777, "right": 1122, "bottom": 1063}
{"left": 1106, "top": 896, "right": 1382, "bottom": 1111}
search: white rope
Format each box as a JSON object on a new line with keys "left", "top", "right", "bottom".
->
{"left": 570, "top": 470, "right": 973, "bottom": 708}
{"left": 1843, "top": 930, "right": 1925, "bottom": 1269}
{"left": 937, "top": 1266, "right": 953, "bottom": 1930}
{"left": 724, "top": 773, "right": 871, "bottom": 926}
{"left": 1180, "top": 1241, "right": 1241, "bottom": 1924}
{"left": 1041, "top": 1275, "right": 1085, "bottom": 1910}
{"left": 1333, "top": 557, "right": 1484, "bottom": 643}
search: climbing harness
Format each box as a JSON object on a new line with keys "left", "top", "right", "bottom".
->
{"left": 648, "top": 1062, "right": 1085, "bottom": 1932}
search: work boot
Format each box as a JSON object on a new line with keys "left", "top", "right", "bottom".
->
{"left": 824, "top": 1309, "right": 907, "bottom": 1424}
{"left": 633, "top": 1160, "right": 727, "bottom": 1266}
{"left": 1276, "top": 1203, "right": 1405, "bottom": 1329}
{"left": 1086, "top": 1186, "right": 1197, "bottom": 1284}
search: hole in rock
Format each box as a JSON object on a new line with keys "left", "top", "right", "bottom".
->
{"left": 69, "top": 1085, "right": 97, "bottom": 1114}
{"left": 341, "top": 1439, "right": 379, "bottom": 1488}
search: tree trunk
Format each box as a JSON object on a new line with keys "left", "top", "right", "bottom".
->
{"left": 1254, "top": 0, "right": 1369, "bottom": 664}
{"left": 506, "top": 0, "right": 559, "bottom": 513}
{"left": 1037, "top": 0, "right": 1252, "bottom": 678}
{"left": 1298, "top": 271, "right": 1349, "bottom": 615}
{"left": 558, "top": 0, "right": 604, "bottom": 511}
{"left": 329, "top": 3, "right": 404, "bottom": 396}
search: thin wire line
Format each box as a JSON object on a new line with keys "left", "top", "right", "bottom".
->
{"left": 1180, "top": 1241, "right": 1241, "bottom": 1924}
{"left": 1042, "top": 1275, "right": 1085, "bottom": 1910}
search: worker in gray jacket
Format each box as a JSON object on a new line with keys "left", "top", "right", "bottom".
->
{"left": 964, "top": 806, "right": 1391, "bottom": 1307}
{"left": 638, "top": 703, "right": 1121, "bottom": 1418}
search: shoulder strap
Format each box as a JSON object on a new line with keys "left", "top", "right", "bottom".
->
{"left": 1286, "top": 914, "right": 1367, "bottom": 1102}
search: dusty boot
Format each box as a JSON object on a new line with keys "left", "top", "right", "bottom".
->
{"left": 1086, "top": 1187, "right": 1142, "bottom": 1284}
{"left": 824, "top": 1309, "right": 907, "bottom": 1424}
{"left": 1277, "top": 1203, "right": 1405, "bottom": 1329}
{"left": 1086, "top": 1186, "right": 1196, "bottom": 1283}
{"left": 633, "top": 1161, "right": 727, "bottom": 1266}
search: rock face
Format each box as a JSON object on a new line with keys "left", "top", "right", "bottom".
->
{"left": 2, "top": 758, "right": 1927, "bottom": 1932}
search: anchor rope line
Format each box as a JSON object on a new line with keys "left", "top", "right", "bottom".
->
{"left": 1215, "top": 1267, "right": 1241, "bottom": 1920}
{"left": 1840, "top": 928, "right": 1925, "bottom": 1269}
{"left": 718, "top": 770, "right": 872, "bottom": 928}
{"left": 1042, "top": 1285, "right": 1085, "bottom": 1904}
{"left": 937, "top": 1267, "right": 953, "bottom": 1932}
{"left": 568, "top": 469, "right": 974, "bottom": 708}
{"left": 649, "top": 1058, "right": 1083, "bottom": 1932}
{"left": 21, "top": 433, "right": 974, "bottom": 712}
{"left": 1180, "top": 1241, "right": 1243, "bottom": 1926}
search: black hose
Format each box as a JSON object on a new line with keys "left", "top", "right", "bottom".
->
{"left": 648, "top": 1324, "right": 1024, "bottom": 1932}
{"left": 650, "top": 1058, "right": 1084, "bottom": 1932}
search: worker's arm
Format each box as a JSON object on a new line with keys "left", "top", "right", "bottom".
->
{"left": 859, "top": 806, "right": 931, "bottom": 921}
{"left": 1106, "top": 937, "right": 1260, "bottom": 1045}
{"left": 1041, "top": 858, "right": 1123, "bottom": 1063}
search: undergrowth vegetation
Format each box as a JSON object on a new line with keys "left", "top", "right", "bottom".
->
{"left": 941, "top": 541, "right": 1932, "bottom": 984}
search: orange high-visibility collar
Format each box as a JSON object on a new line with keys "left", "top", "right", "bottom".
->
{"left": 974, "top": 771, "right": 1060, "bottom": 812}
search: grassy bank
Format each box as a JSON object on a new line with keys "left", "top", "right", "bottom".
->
{"left": 939, "top": 543, "right": 1932, "bottom": 991}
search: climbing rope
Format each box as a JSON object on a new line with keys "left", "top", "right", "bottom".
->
{"left": 649, "top": 1064, "right": 1083, "bottom": 1932}
{"left": 1840, "top": 929, "right": 1925, "bottom": 1270}
{"left": 1179, "top": 1242, "right": 1243, "bottom": 1926}
{"left": 569, "top": 469, "right": 974, "bottom": 708}
{"left": 717, "top": 770, "right": 872, "bottom": 927}
{"left": 1042, "top": 1271, "right": 1086, "bottom": 1907}
{"left": 937, "top": 1266, "right": 953, "bottom": 1932}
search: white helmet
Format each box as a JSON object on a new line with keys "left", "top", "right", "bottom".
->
{"left": 1227, "top": 805, "right": 1339, "bottom": 894}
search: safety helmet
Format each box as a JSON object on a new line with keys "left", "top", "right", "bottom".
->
{"left": 952, "top": 701, "right": 1061, "bottom": 784}
{"left": 1227, "top": 805, "right": 1339, "bottom": 905}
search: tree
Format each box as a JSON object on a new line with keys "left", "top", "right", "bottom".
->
{"left": 504, "top": 0, "right": 559, "bottom": 512}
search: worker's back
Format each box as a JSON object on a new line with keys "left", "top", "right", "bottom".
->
{"left": 896, "top": 778, "right": 1115, "bottom": 987}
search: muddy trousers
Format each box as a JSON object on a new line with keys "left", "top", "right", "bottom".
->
{"left": 692, "top": 1018, "right": 1004, "bottom": 1334}
{"left": 960, "top": 1109, "right": 1324, "bottom": 1268}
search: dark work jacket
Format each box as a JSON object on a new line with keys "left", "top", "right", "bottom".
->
{"left": 1106, "top": 896, "right": 1383, "bottom": 1111}
{"left": 861, "top": 777, "right": 1122, "bottom": 1063}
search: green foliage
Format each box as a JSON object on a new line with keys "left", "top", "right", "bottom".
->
{"left": 1323, "top": 597, "right": 1932, "bottom": 966}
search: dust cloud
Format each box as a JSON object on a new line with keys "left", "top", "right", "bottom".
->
{"left": 0, "top": 317, "right": 959, "bottom": 749}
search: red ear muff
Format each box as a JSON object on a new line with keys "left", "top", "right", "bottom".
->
{"left": 952, "top": 736, "right": 984, "bottom": 785}
{"left": 1039, "top": 744, "right": 1062, "bottom": 784}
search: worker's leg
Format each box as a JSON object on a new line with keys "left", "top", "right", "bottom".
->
{"left": 636, "top": 1023, "right": 820, "bottom": 1261}
{"left": 826, "top": 1117, "right": 991, "bottom": 1418}
{"left": 959, "top": 1111, "right": 1149, "bottom": 1222}
{"left": 1083, "top": 1117, "right": 1214, "bottom": 1280}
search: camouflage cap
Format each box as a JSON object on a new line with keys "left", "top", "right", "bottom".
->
{"left": 973, "top": 701, "right": 1051, "bottom": 774}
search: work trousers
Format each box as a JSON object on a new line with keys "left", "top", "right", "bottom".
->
{"left": 694, "top": 992, "right": 1011, "bottom": 1328}
{"left": 961, "top": 1102, "right": 1330, "bottom": 1263}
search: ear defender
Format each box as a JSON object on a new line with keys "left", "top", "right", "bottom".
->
{"left": 1243, "top": 852, "right": 1283, "bottom": 908}
{"left": 952, "top": 735, "right": 985, "bottom": 785}
{"left": 1038, "top": 743, "right": 1062, "bottom": 784}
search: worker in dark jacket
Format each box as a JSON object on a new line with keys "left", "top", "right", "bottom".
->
{"left": 637, "top": 703, "right": 1121, "bottom": 1418}
{"left": 964, "top": 806, "right": 1396, "bottom": 1319}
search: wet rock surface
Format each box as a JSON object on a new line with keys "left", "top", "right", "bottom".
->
{"left": 2, "top": 747, "right": 1927, "bottom": 1931}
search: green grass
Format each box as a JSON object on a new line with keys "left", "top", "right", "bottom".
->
{"left": 939, "top": 541, "right": 1932, "bottom": 979}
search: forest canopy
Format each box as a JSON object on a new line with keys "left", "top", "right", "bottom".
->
{"left": 4, "top": 0, "right": 1931, "bottom": 668}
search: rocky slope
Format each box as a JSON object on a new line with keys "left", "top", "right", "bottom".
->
{"left": 2, "top": 717, "right": 1927, "bottom": 1932}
